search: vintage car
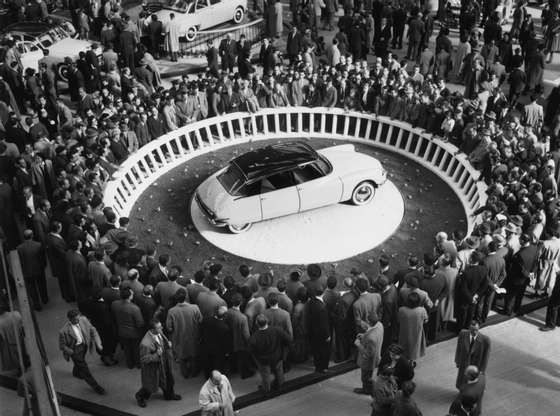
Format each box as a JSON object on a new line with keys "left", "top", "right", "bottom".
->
{"left": 195, "top": 142, "right": 387, "bottom": 233}
{"left": 1, "top": 20, "right": 99, "bottom": 81}
{"left": 148, "top": 0, "right": 248, "bottom": 41}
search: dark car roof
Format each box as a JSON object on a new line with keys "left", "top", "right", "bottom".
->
{"left": 2, "top": 19, "right": 63, "bottom": 36}
{"left": 232, "top": 142, "right": 319, "bottom": 181}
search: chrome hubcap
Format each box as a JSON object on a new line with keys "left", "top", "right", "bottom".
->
{"left": 356, "top": 185, "right": 372, "bottom": 202}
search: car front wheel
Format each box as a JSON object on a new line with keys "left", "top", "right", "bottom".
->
{"left": 228, "top": 223, "right": 252, "bottom": 233}
{"left": 233, "top": 6, "right": 244, "bottom": 24}
{"left": 351, "top": 181, "right": 376, "bottom": 205}
{"left": 185, "top": 26, "right": 197, "bottom": 41}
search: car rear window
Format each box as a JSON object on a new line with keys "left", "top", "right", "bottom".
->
{"left": 217, "top": 163, "right": 245, "bottom": 195}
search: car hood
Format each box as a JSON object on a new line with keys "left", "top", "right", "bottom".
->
{"left": 47, "top": 38, "right": 92, "bottom": 59}
{"left": 196, "top": 170, "right": 232, "bottom": 217}
{"left": 319, "top": 144, "right": 383, "bottom": 176}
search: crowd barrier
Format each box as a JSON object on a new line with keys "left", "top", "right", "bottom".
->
{"left": 103, "top": 107, "right": 487, "bottom": 235}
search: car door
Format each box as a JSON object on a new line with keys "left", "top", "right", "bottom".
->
{"left": 208, "top": 0, "right": 227, "bottom": 23}
{"left": 259, "top": 171, "right": 301, "bottom": 220}
{"left": 195, "top": 0, "right": 212, "bottom": 29}
{"left": 16, "top": 42, "right": 42, "bottom": 71}
{"left": 294, "top": 160, "right": 344, "bottom": 212}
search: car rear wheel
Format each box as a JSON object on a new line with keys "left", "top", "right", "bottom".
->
{"left": 233, "top": 6, "right": 244, "bottom": 24}
{"left": 351, "top": 181, "right": 376, "bottom": 205}
{"left": 185, "top": 26, "right": 197, "bottom": 42}
{"left": 57, "top": 62, "right": 69, "bottom": 82}
{"left": 228, "top": 223, "right": 252, "bottom": 233}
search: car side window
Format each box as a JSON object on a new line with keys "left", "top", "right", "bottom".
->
{"left": 261, "top": 171, "right": 295, "bottom": 193}
{"left": 235, "top": 181, "right": 261, "bottom": 198}
{"left": 209, "top": 0, "right": 220, "bottom": 4}
{"left": 196, "top": 0, "right": 208, "bottom": 9}
{"left": 293, "top": 163, "right": 325, "bottom": 184}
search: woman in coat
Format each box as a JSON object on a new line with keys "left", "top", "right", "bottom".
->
{"left": 453, "top": 34, "right": 471, "bottom": 82}
{"left": 397, "top": 292, "right": 428, "bottom": 361}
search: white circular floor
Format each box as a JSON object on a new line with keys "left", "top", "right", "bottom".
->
{"left": 190, "top": 181, "right": 404, "bottom": 265}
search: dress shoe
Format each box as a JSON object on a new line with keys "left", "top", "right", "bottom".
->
{"left": 315, "top": 368, "right": 329, "bottom": 374}
{"left": 539, "top": 326, "right": 555, "bottom": 332}
{"left": 94, "top": 385, "right": 106, "bottom": 395}
{"left": 165, "top": 393, "right": 182, "bottom": 401}
{"left": 135, "top": 393, "right": 147, "bottom": 407}
{"left": 353, "top": 388, "right": 369, "bottom": 395}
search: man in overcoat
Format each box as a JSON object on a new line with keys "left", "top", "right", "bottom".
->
{"left": 455, "top": 321, "right": 491, "bottom": 389}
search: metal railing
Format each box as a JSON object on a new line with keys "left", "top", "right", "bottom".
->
{"left": 102, "top": 107, "right": 487, "bottom": 235}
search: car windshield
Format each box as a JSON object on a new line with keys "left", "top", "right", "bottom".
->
{"left": 218, "top": 163, "right": 246, "bottom": 195}
{"left": 161, "top": 0, "right": 192, "bottom": 12}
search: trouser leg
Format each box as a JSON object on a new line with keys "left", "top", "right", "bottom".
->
{"left": 274, "top": 360, "right": 284, "bottom": 388}
{"left": 545, "top": 303, "right": 560, "bottom": 327}
{"left": 257, "top": 363, "right": 272, "bottom": 392}
{"left": 72, "top": 345, "right": 101, "bottom": 389}
{"left": 36, "top": 272, "right": 48, "bottom": 303}
{"left": 361, "top": 364, "right": 373, "bottom": 391}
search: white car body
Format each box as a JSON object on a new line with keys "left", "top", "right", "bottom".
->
{"left": 195, "top": 142, "right": 387, "bottom": 232}
{"left": 153, "top": 0, "right": 248, "bottom": 40}
{"left": 4, "top": 22, "right": 98, "bottom": 79}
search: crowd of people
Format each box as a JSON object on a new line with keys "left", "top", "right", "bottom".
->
{"left": 1, "top": 0, "right": 560, "bottom": 415}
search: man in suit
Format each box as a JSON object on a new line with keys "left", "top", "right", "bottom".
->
{"left": 122, "top": 269, "right": 145, "bottom": 299}
{"left": 58, "top": 309, "right": 105, "bottom": 394}
{"left": 225, "top": 293, "right": 254, "bottom": 379}
{"left": 353, "top": 277, "right": 383, "bottom": 330}
{"left": 135, "top": 318, "right": 181, "bottom": 407}
{"left": 407, "top": 12, "right": 425, "bottom": 62}
{"left": 286, "top": 25, "right": 302, "bottom": 64}
{"left": 80, "top": 291, "right": 118, "bottom": 366}
{"left": 249, "top": 314, "right": 291, "bottom": 394}
{"left": 166, "top": 288, "right": 202, "bottom": 378}
{"left": 523, "top": 93, "right": 543, "bottom": 130}
{"left": 219, "top": 33, "right": 237, "bottom": 73}
{"left": 154, "top": 268, "right": 183, "bottom": 309}
{"left": 88, "top": 248, "right": 111, "bottom": 297}
{"left": 197, "top": 279, "right": 227, "bottom": 318}
{"left": 449, "top": 365, "right": 486, "bottom": 416}
{"left": 206, "top": 40, "right": 220, "bottom": 78}
{"left": 101, "top": 275, "right": 121, "bottom": 305}
{"left": 46, "top": 221, "right": 70, "bottom": 301}
{"left": 504, "top": 234, "right": 538, "bottom": 315}
{"left": 134, "top": 285, "right": 157, "bottom": 333}
{"left": 353, "top": 319, "right": 384, "bottom": 395}
{"left": 187, "top": 270, "right": 209, "bottom": 305}
{"left": 66, "top": 240, "right": 88, "bottom": 304}
{"left": 456, "top": 252, "right": 488, "bottom": 330}
{"left": 17, "top": 230, "right": 47, "bottom": 310}
{"left": 111, "top": 287, "right": 145, "bottom": 368}
{"left": 455, "top": 321, "right": 491, "bottom": 389}
{"left": 148, "top": 14, "right": 163, "bottom": 58}
{"left": 376, "top": 276, "right": 399, "bottom": 351}
{"left": 305, "top": 286, "right": 331, "bottom": 373}
{"left": 374, "top": 17, "right": 392, "bottom": 59}
{"left": 31, "top": 199, "right": 50, "bottom": 246}
{"left": 478, "top": 241, "right": 506, "bottom": 323}
{"left": 200, "top": 305, "right": 232, "bottom": 378}
{"left": 148, "top": 254, "right": 170, "bottom": 286}
{"left": 263, "top": 293, "right": 293, "bottom": 341}
{"left": 242, "top": 286, "right": 266, "bottom": 333}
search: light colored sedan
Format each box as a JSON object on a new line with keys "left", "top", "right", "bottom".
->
{"left": 195, "top": 142, "right": 387, "bottom": 233}
{"left": 153, "top": 0, "right": 248, "bottom": 41}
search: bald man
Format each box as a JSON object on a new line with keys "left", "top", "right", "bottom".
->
{"left": 199, "top": 370, "right": 235, "bottom": 415}
{"left": 449, "top": 365, "right": 486, "bottom": 416}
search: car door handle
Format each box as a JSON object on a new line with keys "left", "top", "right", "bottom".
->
{"left": 260, "top": 196, "right": 266, "bottom": 200}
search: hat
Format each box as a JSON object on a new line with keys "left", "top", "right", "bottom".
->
{"left": 486, "top": 111, "right": 496, "bottom": 120}
{"left": 510, "top": 215, "right": 523, "bottom": 227}
{"left": 546, "top": 159, "right": 555, "bottom": 168}
{"left": 464, "top": 237, "right": 479, "bottom": 249}
{"left": 505, "top": 223, "right": 518, "bottom": 234}
{"left": 86, "top": 127, "right": 98, "bottom": 138}
{"left": 495, "top": 213, "right": 507, "bottom": 223}
{"left": 492, "top": 234, "right": 506, "bottom": 247}
{"left": 139, "top": 58, "right": 148, "bottom": 66}
{"left": 388, "top": 344, "right": 404, "bottom": 354}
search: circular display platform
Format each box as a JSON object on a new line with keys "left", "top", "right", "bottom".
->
{"left": 190, "top": 181, "right": 404, "bottom": 265}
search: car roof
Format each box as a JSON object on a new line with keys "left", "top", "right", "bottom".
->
{"left": 232, "top": 142, "right": 319, "bottom": 181}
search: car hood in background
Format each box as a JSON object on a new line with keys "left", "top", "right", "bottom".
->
{"left": 47, "top": 38, "right": 92, "bottom": 59}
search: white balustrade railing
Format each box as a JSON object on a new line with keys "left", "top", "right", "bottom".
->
{"left": 103, "top": 107, "right": 487, "bottom": 234}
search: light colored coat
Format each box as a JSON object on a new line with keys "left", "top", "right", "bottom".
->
{"left": 199, "top": 374, "right": 235, "bottom": 416}
{"left": 397, "top": 306, "right": 428, "bottom": 360}
{"left": 355, "top": 321, "right": 383, "bottom": 371}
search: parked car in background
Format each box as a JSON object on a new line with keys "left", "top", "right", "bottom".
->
{"left": 195, "top": 142, "right": 388, "bottom": 233}
{"left": 0, "top": 19, "right": 100, "bottom": 81}
{"left": 146, "top": 0, "right": 248, "bottom": 41}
